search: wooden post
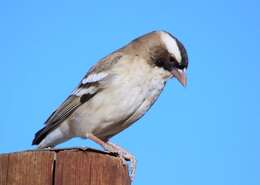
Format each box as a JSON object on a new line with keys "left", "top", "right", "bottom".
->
{"left": 0, "top": 148, "right": 131, "bottom": 185}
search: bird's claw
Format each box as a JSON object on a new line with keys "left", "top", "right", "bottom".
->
{"left": 105, "top": 142, "right": 137, "bottom": 181}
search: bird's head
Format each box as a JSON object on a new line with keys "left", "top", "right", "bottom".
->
{"left": 127, "top": 31, "right": 189, "bottom": 86}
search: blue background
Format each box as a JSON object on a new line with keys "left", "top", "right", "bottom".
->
{"left": 1, "top": 0, "right": 259, "bottom": 185}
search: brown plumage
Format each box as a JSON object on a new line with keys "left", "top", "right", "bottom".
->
{"left": 32, "top": 30, "right": 188, "bottom": 180}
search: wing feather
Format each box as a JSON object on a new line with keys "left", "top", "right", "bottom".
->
{"left": 44, "top": 95, "right": 81, "bottom": 125}
{"left": 33, "top": 95, "right": 85, "bottom": 144}
{"left": 32, "top": 52, "right": 123, "bottom": 145}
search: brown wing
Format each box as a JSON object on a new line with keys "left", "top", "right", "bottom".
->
{"left": 32, "top": 52, "right": 123, "bottom": 145}
{"left": 32, "top": 94, "right": 95, "bottom": 144}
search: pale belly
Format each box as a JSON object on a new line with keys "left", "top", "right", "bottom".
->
{"left": 68, "top": 75, "right": 166, "bottom": 140}
{"left": 63, "top": 57, "right": 170, "bottom": 140}
{"left": 38, "top": 57, "right": 171, "bottom": 148}
{"left": 69, "top": 81, "right": 148, "bottom": 138}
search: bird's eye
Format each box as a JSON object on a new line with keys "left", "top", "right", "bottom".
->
{"left": 155, "top": 60, "right": 164, "bottom": 67}
{"left": 169, "top": 56, "right": 176, "bottom": 62}
{"left": 169, "top": 56, "right": 179, "bottom": 67}
{"left": 170, "top": 56, "right": 185, "bottom": 70}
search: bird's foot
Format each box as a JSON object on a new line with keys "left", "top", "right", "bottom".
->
{"left": 85, "top": 133, "right": 136, "bottom": 180}
{"left": 106, "top": 142, "right": 137, "bottom": 181}
{"left": 102, "top": 144, "right": 127, "bottom": 163}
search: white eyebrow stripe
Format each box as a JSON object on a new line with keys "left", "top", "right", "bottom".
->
{"left": 82, "top": 72, "right": 108, "bottom": 84}
{"left": 160, "top": 32, "right": 182, "bottom": 63}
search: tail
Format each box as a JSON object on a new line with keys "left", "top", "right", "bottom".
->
{"left": 32, "top": 126, "right": 49, "bottom": 145}
{"left": 32, "top": 125, "right": 71, "bottom": 148}
{"left": 32, "top": 120, "right": 58, "bottom": 146}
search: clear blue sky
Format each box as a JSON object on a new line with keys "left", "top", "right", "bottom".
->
{"left": 1, "top": 0, "right": 259, "bottom": 185}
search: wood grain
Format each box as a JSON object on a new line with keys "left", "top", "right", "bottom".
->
{"left": 2, "top": 151, "right": 55, "bottom": 185}
{"left": 0, "top": 149, "right": 131, "bottom": 185}
{"left": 0, "top": 154, "right": 9, "bottom": 185}
{"left": 55, "top": 150, "right": 131, "bottom": 185}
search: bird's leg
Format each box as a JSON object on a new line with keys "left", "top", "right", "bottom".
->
{"left": 86, "top": 133, "right": 118, "bottom": 153}
{"left": 108, "top": 142, "right": 136, "bottom": 180}
{"left": 86, "top": 133, "right": 136, "bottom": 180}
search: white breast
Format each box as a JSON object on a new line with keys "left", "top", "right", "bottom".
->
{"left": 68, "top": 56, "right": 170, "bottom": 138}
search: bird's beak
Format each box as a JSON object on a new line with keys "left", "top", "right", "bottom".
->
{"left": 171, "top": 68, "right": 187, "bottom": 87}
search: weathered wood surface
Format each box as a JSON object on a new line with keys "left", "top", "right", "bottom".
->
{"left": 0, "top": 148, "right": 131, "bottom": 185}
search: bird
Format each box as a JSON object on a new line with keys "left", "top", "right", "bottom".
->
{"left": 32, "top": 30, "right": 188, "bottom": 180}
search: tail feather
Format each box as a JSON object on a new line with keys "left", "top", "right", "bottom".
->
{"left": 32, "top": 127, "right": 49, "bottom": 145}
{"left": 33, "top": 126, "right": 71, "bottom": 148}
